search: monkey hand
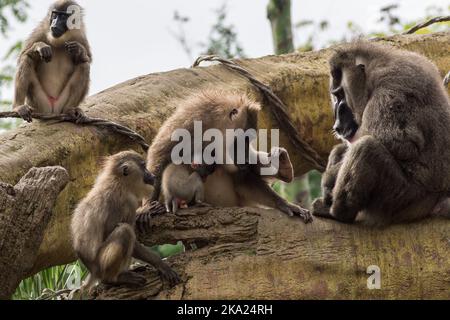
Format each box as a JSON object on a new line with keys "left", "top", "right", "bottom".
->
{"left": 66, "top": 107, "right": 86, "bottom": 124}
{"left": 37, "top": 44, "right": 52, "bottom": 63}
{"left": 278, "top": 201, "right": 313, "bottom": 223}
{"left": 65, "top": 41, "right": 89, "bottom": 64}
{"left": 158, "top": 263, "right": 181, "bottom": 287}
{"left": 269, "top": 147, "right": 294, "bottom": 183}
{"left": 14, "top": 104, "right": 33, "bottom": 122}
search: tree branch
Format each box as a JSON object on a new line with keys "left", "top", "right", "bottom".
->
{"left": 0, "top": 166, "right": 69, "bottom": 299}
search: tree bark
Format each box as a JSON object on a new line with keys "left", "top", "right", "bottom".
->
{"left": 267, "top": 0, "right": 295, "bottom": 55}
{"left": 0, "top": 167, "right": 69, "bottom": 299}
{"left": 0, "top": 32, "right": 448, "bottom": 298}
{"left": 92, "top": 207, "right": 450, "bottom": 299}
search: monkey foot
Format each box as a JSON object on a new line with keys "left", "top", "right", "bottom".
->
{"left": 311, "top": 198, "right": 334, "bottom": 219}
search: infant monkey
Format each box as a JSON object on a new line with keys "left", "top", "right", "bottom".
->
{"left": 71, "top": 151, "right": 180, "bottom": 290}
{"left": 162, "top": 163, "right": 215, "bottom": 213}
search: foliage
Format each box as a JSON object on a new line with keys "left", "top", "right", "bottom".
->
{"left": 171, "top": 2, "right": 245, "bottom": 60}
{"left": 0, "top": 0, "right": 28, "bottom": 131}
{"left": 295, "top": 3, "right": 450, "bottom": 51}
{"left": 13, "top": 261, "right": 88, "bottom": 300}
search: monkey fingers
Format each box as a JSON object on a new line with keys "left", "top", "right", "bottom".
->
{"left": 15, "top": 104, "right": 33, "bottom": 122}
{"left": 311, "top": 198, "right": 334, "bottom": 219}
{"left": 158, "top": 264, "right": 181, "bottom": 287}
{"left": 278, "top": 201, "right": 313, "bottom": 223}
{"left": 38, "top": 46, "right": 52, "bottom": 63}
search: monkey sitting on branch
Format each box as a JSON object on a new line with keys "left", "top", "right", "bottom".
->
{"left": 145, "top": 90, "right": 312, "bottom": 223}
{"left": 13, "top": 0, "right": 91, "bottom": 122}
{"left": 71, "top": 151, "right": 180, "bottom": 289}
{"left": 312, "top": 41, "right": 450, "bottom": 226}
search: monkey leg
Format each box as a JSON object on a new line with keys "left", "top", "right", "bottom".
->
{"left": 13, "top": 56, "right": 49, "bottom": 121}
{"left": 331, "top": 136, "right": 422, "bottom": 224}
{"left": 133, "top": 242, "right": 181, "bottom": 286}
{"left": 97, "top": 223, "right": 145, "bottom": 287}
{"left": 321, "top": 143, "right": 348, "bottom": 206}
{"left": 236, "top": 176, "right": 313, "bottom": 223}
{"left": 57, "top": 62, "right": 90, "bottom": 113}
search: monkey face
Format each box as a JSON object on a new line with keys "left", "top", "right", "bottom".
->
{"left": 50, "top": 10, "right": 70, "bottom": 38}
{"left": 329, "top": 56, "right": 368, "bottom": 142}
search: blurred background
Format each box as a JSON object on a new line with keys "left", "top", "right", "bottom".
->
{"left": 0, "top": 0, "right": 448, "bottom": 299}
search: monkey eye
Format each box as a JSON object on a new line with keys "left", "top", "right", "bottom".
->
{"left": 229, "top": 108, "right": 238, "bottom": 120}
{"left": 357, "top": 64, "right": 365, "bottom": 72}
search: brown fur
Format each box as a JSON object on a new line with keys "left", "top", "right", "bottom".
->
{"left": 146, "top": 90, "right": 312, "bottom": 223}
{"left": 71, "top": 151, "right": 179, "bottom": 289}
{"left": 313, "top": 41, "right": 450, "bottom": 226}
{"left": 13, "top": 0, "right": 91, "bottom": 121}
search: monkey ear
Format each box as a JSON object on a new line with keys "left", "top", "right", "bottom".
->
{"left": 121, "top": 164, "right": 129, "bottom": 176}
{"left": 229, "top": 108, "right": 239, "bottom": 120}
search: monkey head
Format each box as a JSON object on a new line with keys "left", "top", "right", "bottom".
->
{"left": 198, "top": 91, "right": 261, "bottom": 131}
{"left": 47, "top": 1, "right": 83, "bottom": 44}
{"left": 329, "top": 47, "right": 372, "bottom": 143}
{"left": 106, "top": 151, "right": 155, "bottom": 197}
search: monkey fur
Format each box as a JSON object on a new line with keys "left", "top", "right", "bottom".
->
{"left": 162, "top": 163, "right": 215, "bottom": 213}
{"left": 71, "top": 151, "right": 180, "bottom": 290}
{"left": 312, "top": 41, "right": 450, "bottom": 226}
{"left": 146, "top": 90, "right": 312, "bottom": 223}
{"left": 13, "top": 0, "right": 91, "bottom": 122}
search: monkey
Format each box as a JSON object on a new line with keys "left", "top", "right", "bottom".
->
{"left": 312, "top": 41, "right": 450, "bottom": 226}
{"left": 13, "top": 0, "right": 91, "bottom": 122}
{"left": 145, "top": 90, "right": 312, "bottom": 223}
{"left": 162, "top": 163, "right": 215, "bottom": 213}
{"left": 71, "top": 151, "right": 180, "bottom": 290}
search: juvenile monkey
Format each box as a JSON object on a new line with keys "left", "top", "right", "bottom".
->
{"left": 71, "top": 151, "right": 180, "bottom": 289}
{"left": 162, "top": 163, "right": 215, "bottom": 213}
{"left": 312, "top": 42, "right": 450, "bottom": 225}
{"left": 13, "top": 0, "right": 91, "bottom": 122}
{"left": 146, "top": 90, "right": 311, "bottom": 222}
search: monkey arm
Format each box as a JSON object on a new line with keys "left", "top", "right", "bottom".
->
{"left": 365, "top": 95, "right": 425, "bottom": 161}
{"left": 132, "top": 242, "right": 180, "bottom": 285}
{"left": 236, "top": 175, "right": 312, "bottom": 222}
{"left": 56, "top": 62, "right": 90, "bottom": 112}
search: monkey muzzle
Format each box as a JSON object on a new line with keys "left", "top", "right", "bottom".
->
{"left": 333, "top": 100, "right": 359, "bottom": 142}
{"left": 143, "top": 171, "right": 155, "bottom": 185}
{"left": 50, "top": 11, "right": 69, "bottom": 38}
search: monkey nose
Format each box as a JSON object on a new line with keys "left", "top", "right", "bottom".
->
{"left": 333, "top": 122, "right": 342, "bottom": 134}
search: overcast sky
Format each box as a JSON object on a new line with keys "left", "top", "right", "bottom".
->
{"left": 0, "top": 0, "right": 448, "bottom": 98}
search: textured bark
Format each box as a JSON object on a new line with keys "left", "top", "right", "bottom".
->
{"left": 0, "top": 33, "right": 448, "bottom": 297}
{"left": 0, "top": 167, "right": 69, "bottom": 299}
{"left": 93, "top": 207, "right": 450, "bottom": 299}
{"left": 267, "top": 0, "right": 295, "bottom": 54}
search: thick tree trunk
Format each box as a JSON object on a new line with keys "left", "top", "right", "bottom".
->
{"left": 0, "top": 167, "right": 69, "bottom": 299}
{"left": 0, "top": 32, "right": 448, "bottom": 298}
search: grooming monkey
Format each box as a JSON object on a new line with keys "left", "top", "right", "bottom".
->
{"left": 71, "top": 151, "right": 180, "bottom": 289}
{"left": 13, "top": 0, "right": 91, "bottom": 122}
{"left": 312, "top": 41, "right": 450, "bottom": 225}
{"left": 146, "top": 90, "right": 312, "bottom": 222}
{"left": 162, "top": 163, "right": 215, "bottom": 213}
